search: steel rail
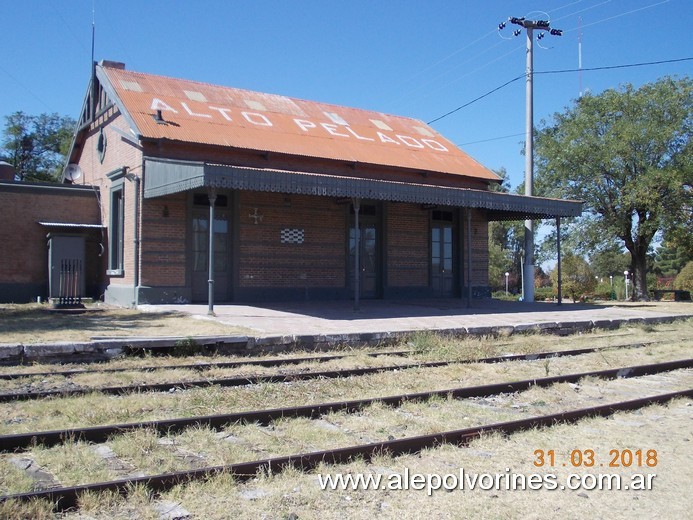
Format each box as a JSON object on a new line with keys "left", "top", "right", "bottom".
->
{"left": 1, "top": 358, "right": 690, "bottom": 453}
{"left": 0, "top": 336, "right": 664, "bottom": 381}
{"left": 0, "top": 349, "right": 415, "bottom": 381}
{"left": 0, "top": 340, "right": 664, "bottom": 403}
{"left": 2, "top": 388, "right": 690, "bottom": 511}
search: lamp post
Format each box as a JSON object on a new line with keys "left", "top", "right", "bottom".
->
{"left": 609, "top": 275, "right": 613, "bottom": 288}
{"left": 505, "top": 272, "right": 510, "bottom": 297}
{"left": 624, "top": 271, "right": 629, "bottom": 301}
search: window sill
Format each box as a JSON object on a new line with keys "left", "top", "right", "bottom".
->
{"left": 107, "top": 269, "right": 124, "bottom": 277}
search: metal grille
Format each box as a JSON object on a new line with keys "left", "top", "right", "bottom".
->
{"left": 58, "top": 259, "right": 83, "bottom": 306}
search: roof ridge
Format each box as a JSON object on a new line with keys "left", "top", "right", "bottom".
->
{"left": 102, "top": 65, "right": 430, "bottom": 127}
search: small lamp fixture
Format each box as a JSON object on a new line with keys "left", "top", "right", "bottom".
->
{"left": 624, "top": 271, "right": 630, "bottom": 300}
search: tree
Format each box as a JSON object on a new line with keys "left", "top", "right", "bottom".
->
{"left": 488, "top": 168, "right": 524, "bottom": 292}
{"left": 589, "top": 241, "right": 631, "bottom": 279}
{"left": 0, "top": 112, "right": 76, "bottom": 182}
{"left": 550, "top": 253, "right": 597, "bottom": 303}
{"left": 535, "top": 77, "right": 692, "bottom": 300}
{"left": 653, "top": 241, "right": 691, "bottom": 277}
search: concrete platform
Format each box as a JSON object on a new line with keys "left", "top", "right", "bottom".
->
{"left": 2, "top": 300, "right": 690, "bottom": 364}
{"left": 141, "top": 299, "right": 692, "bottom": 337}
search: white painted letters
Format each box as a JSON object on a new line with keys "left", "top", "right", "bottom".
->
{"left": 151, "top": 98, "right": 178, "bottom": 113}
{"left": 145, "top": 97, "right": 451, "bottom": 155}
{"left": 421, "top": 139, "right": 448, "bottom": 152}
{"left": 321, "top": 123, "right": 349, "bottom": 138}
{"left": 181, "top": 102, "right": 212, "bottom": 118}
{"left": 397, "top": 135, "right": 424, "bottom": 148}
{"left": 294, "top": 119, "right": 317, "bottom": 132}
{"left": 377, "top": 132, "right": 400, "bottom": 145}
{"left": 242, "top": 112, "right": 273, "bottom": 127}
{"left": 345, "top": 126, "right": 374, "bottom": 141}
{"left": 208, "top": 106, "right": 234, "bottom": 121}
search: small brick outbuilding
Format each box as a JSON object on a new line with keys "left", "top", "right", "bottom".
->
{"left": 0, "top": 181, "right": 103, "bottom": 302}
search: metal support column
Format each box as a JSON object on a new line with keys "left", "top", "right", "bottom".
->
{"left": 207, "top": 188, "right": 217, "bottom": 316}
{"left": 125, "top": 171, "right": 140, "bottom": 308}
{"left": 466, "top": 209, "right": 472, "bottom": 308}
{"left": 353, "top": 198, "right": 361, "bottom": 311}
{"left": 556, "top": 217, "right": 562, "bottom": 305}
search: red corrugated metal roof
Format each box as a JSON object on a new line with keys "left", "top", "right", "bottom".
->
{"left": 102, "top": 65, "right": 500, "bottom": 183}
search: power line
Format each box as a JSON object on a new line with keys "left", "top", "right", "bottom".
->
{"left": 564, "top": 0, "right": 671, "bottom": 33}
{"left": 537, "top": 56, "right": 693, "bottom": 76}
{"left": 427, "top": 74, "right": 524, "bottom": 124}
{"left": 457, "top": 132, "right": 526, "bottom": 146}
{"left": 427, "top": 57, "right": 693, "bottom": 125}
{"left": 0, "top": 65, "right": 54, "bottom": 112}
{"left": 552, "top": 0, "right": 613, "bottom": 25}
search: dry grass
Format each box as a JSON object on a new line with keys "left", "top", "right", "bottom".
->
{"left": 49, "top": 398, "right": 692, "bottom": 519}
{"left": 31, "top": 440, "right": 114, "bottom": 487}
{"left": 0, "top": 498, "right": 55, "bottom": 520}
{"left": 0, "top": 303, "right": 253, "bottom": 344}
{"left": 0, "top": 323, "right": 690, "bottom": 435}
{"left": 0, "top": 455, "right": 36, "bottom": 495}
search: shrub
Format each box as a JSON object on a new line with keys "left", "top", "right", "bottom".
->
{"left": 534, "top": 286, "right": 554, "bottom": 301}
{"left": 674, "top": 261, "right": 693, "bottom": 291}
{"left": 549, "top": 254, "right": 597, "bottom": 303}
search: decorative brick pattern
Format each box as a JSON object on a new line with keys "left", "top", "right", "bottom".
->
{"left": 280, "top": 229, "right": 305, "bottom": 244}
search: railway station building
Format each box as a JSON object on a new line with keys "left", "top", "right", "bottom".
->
{"left": 60, "top": 60, "right": 581, "bottom": 307}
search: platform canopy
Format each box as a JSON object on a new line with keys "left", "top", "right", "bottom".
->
{"left": 143, "top": 157, "right": 582, "bottom": 221}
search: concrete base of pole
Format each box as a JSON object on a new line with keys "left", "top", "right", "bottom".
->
{"left": 523, "top": 264, "right": 535, "bottom": 303}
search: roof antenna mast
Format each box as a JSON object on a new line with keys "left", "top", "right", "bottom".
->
{"left": 91, "top": 0, "right": 95, "bottom": 65}
{"left": 90, "top": 0, "right": 97, "bottom": 120}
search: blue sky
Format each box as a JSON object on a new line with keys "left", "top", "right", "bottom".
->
{"left": 1, "top": 0, "right": 691, "bottom": 190}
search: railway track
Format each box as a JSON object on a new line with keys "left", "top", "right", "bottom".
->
{"left": 0, "top": 349, "right": 416, "bottom": 381}
{"left": 2, "top": 383, "right": 690, "bottom": 511}
{"left": 1, "top": 323, "right": 689, "bottom": 517}
{"left": 0, "top": 340, "right": 665, "bottom": 402}
{"left": 1, "top": 358, "right": 690, "bottom": 452}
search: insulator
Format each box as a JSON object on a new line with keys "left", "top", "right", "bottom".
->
{"left": 537, "top": 32, "right": 545, "bottom": 40}
{"left": 550, "top": 28, "right": 563, "bottom": 36}
{"left": 510, "top": 17, "right": 524, "bottom": 25}
{"left": 498, "top": 22, "right": 506, "bottom": 30}
{"left": 536, "top": 20, "right": 550, "bottom": 28}
{"left": 513, "top": 29, "right": 522, "bottom": 37}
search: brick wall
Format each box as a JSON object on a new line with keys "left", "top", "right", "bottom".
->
{"left": 140, "top": 194, "right": 187, "bottom": 287}
{"left": 387, "top": 203, "right": 429, "bottom": 287}
{"left": 238, "top": 191, "right": 345, "bottom": 288}
{"left": 462, "top": 209, "right": 490, "bottom": 287}
{"left": 75, "top": 113, "right": 143, "bottom": 289}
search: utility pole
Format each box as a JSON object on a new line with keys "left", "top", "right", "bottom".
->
{"left": 498, "top": 16, "right": 562, "bottom": 303}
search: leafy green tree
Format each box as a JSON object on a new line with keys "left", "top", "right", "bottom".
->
{"left": 550, "top": 253, "right": 597, "bottom": 303}
{"left": 535, "top": 77, "right": 692, "bottom": 300}
{"left": 0, "top": 111, "right": 75, "bottom": 182}
{"left": 653, "top": 241, "right": 691, "bottom": 277}
{"left": 589, "top": 242, "right": 631, "bottom": 279}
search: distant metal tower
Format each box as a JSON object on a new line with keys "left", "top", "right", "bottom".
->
{"left": 498, "top": 16, "right": 562, "bottom": 303}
